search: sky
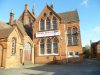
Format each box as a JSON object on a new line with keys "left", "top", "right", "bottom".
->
{"left": 0, "top": 0, "right": 100, "bottom": 47}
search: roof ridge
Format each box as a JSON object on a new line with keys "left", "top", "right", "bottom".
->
{"left": 58, "top": 10, "right": 77, "bottom": 14}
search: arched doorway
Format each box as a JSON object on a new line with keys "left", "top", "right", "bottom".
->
{"left": 24, "top": 43, "right": 32, "bottom": 62}
{"left": 0, "top": 45, "right": 3, "bottom": 67}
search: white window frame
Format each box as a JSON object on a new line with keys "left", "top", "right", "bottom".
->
{"left": 39, "top": 39, "right": 59, "bottom": 56}
{"left": 39, "top": 19, "right": 44, "bottom": 31}
{"left": 46, "top": 18, "right": 50, "bottom": 30}
{"left": 68, "top": 51, "right": 74, "bottom": 58}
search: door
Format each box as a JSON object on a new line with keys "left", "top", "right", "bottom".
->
{"left": 0, "top": 45, "right": 3, "bottom": 67}
{"left": 20, "top": 49, "right": 23, "bottom": 64}
{"left": 24, "top": 43, "right": 32, "bottom": 62}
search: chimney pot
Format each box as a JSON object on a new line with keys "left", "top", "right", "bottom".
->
{"left": 25, "top": 4, "right": 28, "bottom": 10}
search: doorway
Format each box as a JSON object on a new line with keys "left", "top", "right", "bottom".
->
{"left": 20, "top": 49, "right": 23, "bottom": 64}
{"left": 0, "top": 45, "right": 3, "bottom": 67}
{"left": 24, "top": 43, "right": 32, "bottom": 62}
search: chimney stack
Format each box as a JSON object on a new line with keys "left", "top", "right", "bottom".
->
{"left": 32, "top": 4, "right": 36, "bottom": 18}
{"left": 50, "top": 2, "right": 53, "bottom": 9}
{"left": 25, "top": 4, "right": 28, "bottom": 11}
{"left": 9, "top": 9, "right": 14, "bottom": 26}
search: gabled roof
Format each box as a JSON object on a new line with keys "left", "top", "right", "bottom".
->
{"left": 0, "top": 21, "right": 11, "bottom": 30}
{"left": 18, "top": 9, "right": 36, "bottom": 21}
{"left": 13, "top": 20, "right": 28, "bottom": 36}
{"left": 91, "top": 40, "right": 100, "bottom": 48}
{"left": 46, "top": 5, "right": 61, "bottom": 20}
{"left": 36, "top": 4, "right": 61, "bottom": 22}
{"left": 58, "top": 10, "right": 79, "bottom": 23}
{"left": 0, "top": 21, "right": 15, "bottom": 39}
{"left": 14, "top": 20, "right": 33, "bottom": 44}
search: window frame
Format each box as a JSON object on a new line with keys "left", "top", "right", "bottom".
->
{"left": 12, "top": 38, "right": 16, "bottom": 55}
{"left": 52, "top": 17, "right": 57, "bottom": 30}
{"left": 73, "top": 35, "right": 78, "bottom": 45}
{"left": 46, "top": 39, "right": 51, "bottom": 54}
{"left": 39, "top": 19, "right": 44, "bottom": 31}
{"left": 68, "top": 51, "right": 74, "bottom": 58}
{"left": 40, "top": 39, "right": 45, "bottom": 55}
{"left": 46, "top": 18, "right": 50, "bottom": 30}
{"left": 53, "top": 38, "right": 58, "bottom": 54}
{"left": 67, "top": 34, "right": 72, "bottom": 45}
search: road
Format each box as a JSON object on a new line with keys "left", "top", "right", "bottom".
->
{"left": 0, "top": 59, "right": 100, "bottom": 75}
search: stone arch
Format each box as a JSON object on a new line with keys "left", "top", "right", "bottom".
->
{"left": 24, "top": 43, "right": 32, "bottom": 61}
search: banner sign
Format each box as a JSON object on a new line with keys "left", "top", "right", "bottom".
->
{"left": 36, "top": 30, "right": 60, "bottom": 37}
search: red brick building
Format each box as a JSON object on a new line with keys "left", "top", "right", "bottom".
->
{"left": 0, "top": 4, "right": 83, "bottom": 68}
{"left": 33, "top": 4, "right": 83, "bottom": 64}
{"left": 91, "top": 40, "right": 100, "bottom": 59}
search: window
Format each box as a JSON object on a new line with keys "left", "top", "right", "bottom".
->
{"left": 46, "top": 39, "right": 51, "bottom": 54}
{"left": 67, "top": 28, "right": 71, "bottom": 34}
{"left": 46, "top": 18, "right": 50, "bottom": 30}
{"left": 52, "top": 17, "right": 57, "bottom": 29}
{"left": 75, "top": 52, "right": 79, "bottom": 55}
{"left": 27, "top": 17, "right": 31, "bottom": 25}
{"left": 73, "top": 35, "right": 78, "bottom": 45}
{"left": 40, "top": 39, "right": 45, "bottom": 54}
{"left": 44, "top": 13, "right": 46, "bottom": 17}
{"left": 49, "top": 12, "right": 52, "bottom": 16}
{"left": 53, "top": 39, "right": 58, "bottom": 53}
{"left": 73, "top": 28, "right": 77, "bottom": 34}
{"left": 40, "top": 19, "right": 44, "bottom": 31}
{"left": 24, "top": 43, "right": 31, "bottom": 51}
{"left": 68, "top": 35, "right": 72, "bottom": 45}
{"left": 12, "top": 38, "right": 16, "bottom": 55}
{"left": 69, "top": 52, "right": 73, "bottom": 56}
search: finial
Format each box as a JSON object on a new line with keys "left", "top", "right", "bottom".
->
{"left": 33, "top": 3, "right": 35, "bottom": 10}
{"left": 51, "top": 1, "right": 53, "bottom": 5}
{"left": 50, "top": 1, "right": 53, "bottom": 9}
{"left": 25, "top": 4, "right": 28, "bottom": 10}
{"left": 11, "top": 9, "right": 14, "bottom": 14}
{"left": 32, "top": 3, "right": 36, "bottom": 17}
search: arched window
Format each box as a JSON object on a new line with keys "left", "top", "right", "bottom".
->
{"left": 40, "top": 19, "right": 44, "bottom": 31}
{"left": 46, "top": 39, "right": 51, "bottom": 54}
{"left": 68, "top": 35, "right": 72, "bottom": 45}
{"left": 24, "top": 43, "right": 32, "bottom": 51}
{"left": 73, "top": 28, "right": 77, "bottom": 34}
{"left": 12, "top": 38, "right": 16, "bottom": 55}
{"left": 40, "top": 39, "right": 44, "bottom": 54}
{"left": 46, "top": 18, "right": 50, "bottom": 30}
{"left": 52, "top": 17, "right": 57, "bottom": 29}
{"left": 53, "top": 39, "right": 58, "bottom": 53}
{"left": 67, "top": 28, "right": 71, "bottom": 34}
{"left": 73, "top": 35, "right": 78, "bottom": 45}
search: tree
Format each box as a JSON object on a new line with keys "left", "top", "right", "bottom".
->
{"left": 83, "top": 44, "right": 90, "bottom": 58}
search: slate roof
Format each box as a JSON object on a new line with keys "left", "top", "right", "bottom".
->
{"left": 58, "top": 10, "right": 79, "bottom": 22}
{"left": 0, "top": 21, "right": 14, "bottom": 39}
{"left": 18, "top": 9, "right": 36, "bottom": 22}
{"left": 91, "top": 40, "right": 100, "bottom": 48}
{"left": 15, "top": 20, "right": 28, "bottom": 36}
{"left": 0, "top": 21, "right": 11, "bottom": 30}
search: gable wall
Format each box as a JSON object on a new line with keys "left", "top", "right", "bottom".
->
{"left": 33, "top": 6, "right": 67, "bottom": 64}
{"left": 6, "top": 28, "right": 23, "bottom": 68}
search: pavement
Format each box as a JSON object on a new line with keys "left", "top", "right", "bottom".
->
{"left": 0, "top": 59, "right": 100, "bottom": 75}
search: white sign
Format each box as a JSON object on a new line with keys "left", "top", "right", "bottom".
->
{"left": 36, "top": 30, "right": 60, "bottom": 37}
